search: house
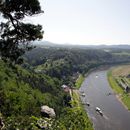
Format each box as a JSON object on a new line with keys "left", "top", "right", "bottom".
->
{"left": 61, "top": 84, "right": 73, "bottom": 107}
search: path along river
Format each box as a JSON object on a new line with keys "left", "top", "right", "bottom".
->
{"left": 80, "top": 69, "right": 130, "bottom": 130}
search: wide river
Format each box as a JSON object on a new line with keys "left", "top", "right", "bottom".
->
{"left": 80, "top": 69, "right": 130, "bottom": 130}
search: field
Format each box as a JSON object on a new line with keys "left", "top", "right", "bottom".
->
{"left": 112, "top": 65, "right": 130, "bottom": 77}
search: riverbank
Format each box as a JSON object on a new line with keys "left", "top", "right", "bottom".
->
{"left": 107, "top": 66, "right": 130, "bottom": 110}
{"left": 71, "top": 90, "right": 94, "bottom": 130}
{"left": 75, "top": 74, "right": 85, "bottom": 89}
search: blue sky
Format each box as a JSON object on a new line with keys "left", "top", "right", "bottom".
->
{"left": 28, "top": 0, "right": 130, "bottom": 45}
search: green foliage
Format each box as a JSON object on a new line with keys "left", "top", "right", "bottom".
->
{"left": 52, "top": 90, "right": 93, "bottom": 130}
{"left": 24, "top": 47, "right": 130, "bottom": 86}
{"left": 0, "top": 59, "right": 94, "bottom": 129}
{"left": 0, "top": 60, "right": 64, "bottom": 129}
{"left": 0, "top": 0, "right": 43, "bottom": 63}
{"left": 75, "top": 74, "right": 85, "bottom": 88}
{"left": 122, "top": 94, "right": 130, "bottom": 110}
{"left": 53, "top": 107, "right": 93, "bottom": 130}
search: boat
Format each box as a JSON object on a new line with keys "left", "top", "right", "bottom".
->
{"left": 96, "top": 107, "right": 103, "bottom": 116}
{"left": 81, "top": 93, "right": 85, "bottom": 97}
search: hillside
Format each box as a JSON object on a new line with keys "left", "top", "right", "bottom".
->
{"left": 0, "top": 60, "right": 65, "bottom": 129}
{"left": 0, "top": 60, "right": 93, "bottom": 130}
{"left": 24, "top": 47, "right": 130, "bottom": 86}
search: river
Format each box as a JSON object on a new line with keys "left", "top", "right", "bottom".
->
{"left": 80, "top": 69, "right": 130, "bottom": 130}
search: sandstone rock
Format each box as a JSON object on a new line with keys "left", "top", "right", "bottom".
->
{"left": 41, "top": 105, "right": 56, "bottom": 117}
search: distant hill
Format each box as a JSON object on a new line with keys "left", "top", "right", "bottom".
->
{"left": 33, "top": 41, "right": 130, "bottom": 49}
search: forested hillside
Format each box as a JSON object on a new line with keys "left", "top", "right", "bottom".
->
{"left": 24, "top": 47, "right": 130, "bottom": 85}
{"left": 0, "top": 59, "right": 94, "bottom": 129}
{"left": 0, "top": 60, "right": 66, "bottom": 129}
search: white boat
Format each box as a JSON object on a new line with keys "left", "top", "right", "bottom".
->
{"left": 96, "top": 107, "right": 101, "bottom": 111}
{"left": 96, "top": 107, "right": 103, "bottom": 116}
{"left": 81, "top": 93, "right": 85, "bottom": 97}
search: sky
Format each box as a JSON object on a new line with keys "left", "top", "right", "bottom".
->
{"left": 27, "top": 0, "right": 130, "bottom": 45}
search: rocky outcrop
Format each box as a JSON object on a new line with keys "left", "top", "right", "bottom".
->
{"left": 41, "top": 105, "right": 56, "bottom": 118}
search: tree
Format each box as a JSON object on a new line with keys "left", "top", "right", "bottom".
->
{"left": 0, "top": 0, "right": 43, "bottom": 64}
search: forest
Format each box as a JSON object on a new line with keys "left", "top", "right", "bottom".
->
{"left": 24, "top": 47, "right": 130, "bottom": 85}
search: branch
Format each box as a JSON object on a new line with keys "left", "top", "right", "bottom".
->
{"left": 4, "top": 12, "right": 19, "bottom": 31}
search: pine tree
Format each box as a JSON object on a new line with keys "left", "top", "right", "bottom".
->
{"left": 0, "top": 0, "right": 43, "bottom": 63}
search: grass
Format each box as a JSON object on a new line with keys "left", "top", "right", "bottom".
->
{"left": 107, "top": 69, "right": 130, "bottom": 110}
{"left": 107, "top": 71, "right": 124, "bottom": 94}
{"left": 75, "top": 74, "right": 85, "bottom": 89}
{"left": 71, "top": 90, "right": 80, "bottom": 107}
{"left": 122, "top": 94, "right": 130, "bottom": 110}
{"left": 71, "top": 90, "right": 94, "bottom": 130}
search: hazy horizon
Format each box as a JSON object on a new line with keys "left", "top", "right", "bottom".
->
{"left": 36, "top": 40, "right": 130, "bottom": 46}
{"left": 26, "top": 0, "right": 130, "bottom": 45}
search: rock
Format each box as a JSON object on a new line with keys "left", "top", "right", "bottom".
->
{"left": 41, "top": 106, "right": 56, "bottom": 117}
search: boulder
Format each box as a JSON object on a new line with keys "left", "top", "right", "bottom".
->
{"left": 41, "top": 106, "right": 56, "bottom": 117}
